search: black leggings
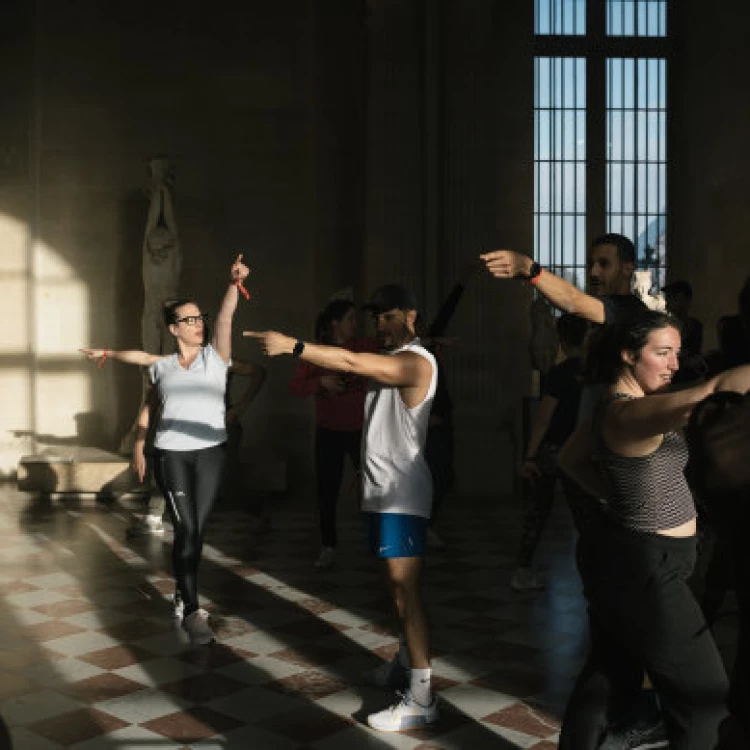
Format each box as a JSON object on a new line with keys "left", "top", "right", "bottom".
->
{"left": 561, "top": 523, "right": 729, "bottom": 750}
{"left": 154, "top": 444, "right": 226, "bottom": 617}
{"left": 315, "top": 427, "right": 361, "bottom": 548}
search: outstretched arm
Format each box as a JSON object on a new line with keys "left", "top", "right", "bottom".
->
{"left": 480, "top": 250, "right": 605, "bottom": 324}
{"left": 244, "top": 331, "right": 430, "bottom": 389}
{"left": 606, "top": 364, "right": 750, "bottom": 442}
{"left": 212, "top": 254, "right": 250, "bottom": 363}
{"left": 79, "top": 348, "right": 164, "bottom": 367}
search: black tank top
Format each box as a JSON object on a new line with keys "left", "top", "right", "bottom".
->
{"left": 596, "top": 393, "right": 696, "bottom": 532}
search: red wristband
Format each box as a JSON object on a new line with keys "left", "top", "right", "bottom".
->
{"left": 97, "top": 350, "right": 109, "bottom": 368}
{"left": 529, "top": 268, "right": 544, "bottom": 285}
{"left": 234, "top": 280, "right": 250, "bottom": 300}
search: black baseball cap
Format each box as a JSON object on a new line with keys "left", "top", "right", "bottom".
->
{"left": 364, "top": 284, "right": 418, "bottom": 314}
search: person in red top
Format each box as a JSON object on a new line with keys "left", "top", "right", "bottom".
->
{"left": 290, "top": 299, "right": 376, "bottom": 568}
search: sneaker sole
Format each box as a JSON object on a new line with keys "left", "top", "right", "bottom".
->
{"left": 367, "top": 713, "right": 438, "bottom": 732}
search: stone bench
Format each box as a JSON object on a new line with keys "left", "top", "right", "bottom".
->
{"left": 17, "top": 447, "right": 287, "bottom": 500}
{"left": 17, "top": 447, "right": 147, "bottom": 499}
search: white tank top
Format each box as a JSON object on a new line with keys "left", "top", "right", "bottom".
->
{"left": 361, "top": 339, "right": 438, "bottom": 518}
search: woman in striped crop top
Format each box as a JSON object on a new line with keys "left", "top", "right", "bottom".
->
{"left": 558, "top": 310, "right": 750, "bottom": 750}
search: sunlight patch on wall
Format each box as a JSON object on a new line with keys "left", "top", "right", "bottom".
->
{"left": 0, "top": 224, "right": 93, "bottom": 474}
{"left": 35, "top": 372, "right": 91, "bottom": 441}
{"left": 35, "top": 278, "right": 89, "bottom": 355}
{"left": 0, "top": 272, "right": 29, "bottom": 353}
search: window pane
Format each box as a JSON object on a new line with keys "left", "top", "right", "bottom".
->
{"left": 607, "top": 0, "right": 666, "bottom": 37}
{"left": 535, "top": 57, "right": 587, "bottom": 284}
{"left": 607, "top": 57, "right": 667, "bottom": 275}
{"left": 536, "top": 0, "right": 586, "bottom": 36}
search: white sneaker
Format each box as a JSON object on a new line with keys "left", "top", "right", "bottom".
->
{"left": 367, "top": 690, "right": 439, "bottom": 732}
{"left": 126, "top": 514, "right": 164, "bottom": 538}
{"left": 171, "top": 592, "right": 184, "bottom": 622}
{"left": 314, "top": 546, "right": 335, "bottom": 569}
{"left": 364, "top": 658, "right": 408, "bottom": 689}
{"left": 182, "top": 608, "right": 214, "bottom": 646}
{"left": 510, "top": 567, "right": 546, "bottom": 592}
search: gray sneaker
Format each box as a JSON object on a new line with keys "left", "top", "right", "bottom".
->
{"left": 126, "top": 514, "right": 165, "bottom": 538}
{"left": 171, "top": 591, "right": 184, "bottom": 622}
{"left": 182, "top": 609, "right": 215, "bottom": 646}
{"left": 600, "top": 719, "right": 669, "bottom": 750}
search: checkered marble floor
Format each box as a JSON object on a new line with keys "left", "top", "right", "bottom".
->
{"left": 0, "top": 485, "right": 738, "bottom": 749}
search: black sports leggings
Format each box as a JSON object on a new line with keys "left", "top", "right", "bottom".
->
{"left": 154, "top": 444, "right": 226, "bottom": 617}
{"left": 315, "top": 427, "right": 361, "bottom": 548}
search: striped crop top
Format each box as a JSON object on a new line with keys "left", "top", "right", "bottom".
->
{"left": 596, "top": 393, "right": 697, "bottom": 532}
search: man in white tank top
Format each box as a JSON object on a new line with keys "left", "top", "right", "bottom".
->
{"left": 245, "top": 284, "right": 440, "bottom": 732}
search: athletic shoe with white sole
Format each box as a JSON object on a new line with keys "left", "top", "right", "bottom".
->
{"left": 126, "top": 514, "right": 165, "bottom": 538}
{"left": 182, "top": 608, "right": 215, "bottom": 646}
{"left": 171, "top": 591, "right": 184, "bottom": 622}
{"left": 367, "top": 690, "right": 439, "bottom": 732}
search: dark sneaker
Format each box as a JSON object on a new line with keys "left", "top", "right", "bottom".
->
{"left": 600, "top": 719, "right": 669, "bottom": 750}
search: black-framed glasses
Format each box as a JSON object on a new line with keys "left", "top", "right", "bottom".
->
{"left": 175, "top": 314, "right": 208, "bottom": 326}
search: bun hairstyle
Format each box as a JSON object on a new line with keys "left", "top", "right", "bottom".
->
{"left": 583, "top": 310, "right": 681, "bottom": 384}
{"left": 314, "top": 299, "right": 355, "bottom": 345}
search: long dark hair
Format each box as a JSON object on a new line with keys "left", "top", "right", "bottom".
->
{"left": 314, "top": 300, "right": 355, "bottom": 344}
{"left": 584, "top": 310, "right": 682, "bottom": 384}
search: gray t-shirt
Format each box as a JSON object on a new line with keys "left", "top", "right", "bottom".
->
{"left": 150, "top": 344, "right": 229, "bottom": 451}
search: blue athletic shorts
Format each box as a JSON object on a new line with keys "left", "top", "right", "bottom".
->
{"left": 364, "top": 512, "right": 429, "bottom": 558}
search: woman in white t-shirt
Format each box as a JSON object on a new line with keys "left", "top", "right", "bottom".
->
{"left": 81, "top": 255, "right": 249, "bottom": 646}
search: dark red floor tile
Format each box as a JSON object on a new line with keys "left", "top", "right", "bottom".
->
{"left": 161, "top": 672, "right": 248, "bottom": 702}
{"left": 63, "top": 672, "right": 148, "bottom": 703}
{"left": 27, "top": 707, "right": 128, "bottom": 745}
{"left": 142, "top": 706, "right": 244, "bottom": 742}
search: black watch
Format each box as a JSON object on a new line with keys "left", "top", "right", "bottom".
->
{"left": 292, "top": 340, "right": 305, "bottom": 357}
{"left": 526, "top": 261, "right": 542, "bottom": 282}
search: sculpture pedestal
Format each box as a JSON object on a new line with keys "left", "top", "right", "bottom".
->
{"left": 17, "top": 447, "right": 148, "bottom": 501}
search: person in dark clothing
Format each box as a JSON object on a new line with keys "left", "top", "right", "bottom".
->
{"left": 718, "top": 276, "right": 750, "bottom": 371}
{"left": 219, "top": 359, "right": 268, "bottom": 524}
{"left": 289, "top": 299, "right": 376, "bottom": 569}
{"left": 483, "top": 236, "right": 673, "bottom": 750}
{"left": 662, "top": 280, "right": 704, "bottom": 384}
{"left": 421, "top": 263, "right": 479, "bottom": 546}
{"left": 512, "top": 313, "right": 589, "bottom": 591}
{"left": 559, "top": 310, "right": 750, "bottom": 750}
